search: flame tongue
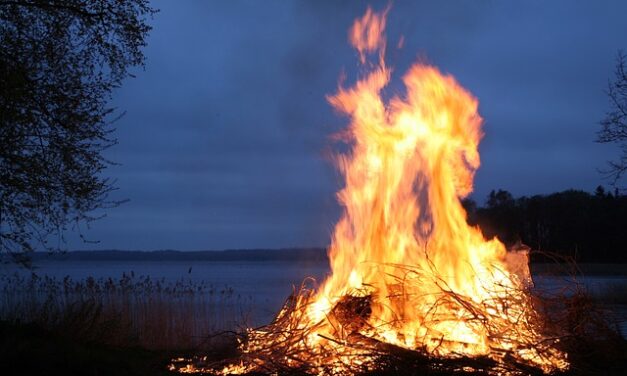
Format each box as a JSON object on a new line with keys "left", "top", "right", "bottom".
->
{"left": 305, "top": 7, "right": 566, "bottom": 372}
{"left": 316, "top": 7, "right": 519, "bottom": 352}
{"left": 207, "top": 6, "right": 569, "bottom": 375}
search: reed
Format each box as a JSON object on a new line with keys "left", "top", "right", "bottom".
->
{"left": 0, "top": 272, "right": 252, "bottom": 350}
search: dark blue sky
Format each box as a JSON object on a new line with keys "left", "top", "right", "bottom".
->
{"left": 68, "top": 0, "right": 627, "bottom": 251}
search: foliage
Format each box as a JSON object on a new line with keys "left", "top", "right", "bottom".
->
{"left": 0, "top": 0, "right": 156, "bottom": 260}
{"left": 464, "top": 187, "right": 627, "bottom": 262}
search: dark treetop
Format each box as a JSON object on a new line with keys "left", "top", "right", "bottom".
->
{"left": 0, "top": 0, "right": 156, "bottom": 262}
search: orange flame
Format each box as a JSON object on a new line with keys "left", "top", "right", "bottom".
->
{"left": 307, "top": 6, "right": 567, "bottom": 371}
{"left": 178, "top": 6, "right": 570, "bottom": 375}
{"left": 349, "top": 5, "right": 389, "bottom": 65}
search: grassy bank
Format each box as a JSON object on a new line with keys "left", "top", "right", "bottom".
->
{"left": 0, "top": 273, "right": 251, "bottom": 350}
{"left": 0, "top": 273, "right": 248, "bottom": 375}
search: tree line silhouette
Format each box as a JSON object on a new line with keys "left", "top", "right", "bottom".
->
{"left": 463, "top": 187, "right": 627, "bottom": 263}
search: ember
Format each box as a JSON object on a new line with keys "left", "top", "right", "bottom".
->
{"left": 172, "top": 6, "right": 569, "bottom": 375}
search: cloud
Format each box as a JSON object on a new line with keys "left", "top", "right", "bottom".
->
{"left": 66, "top": 0, "right": 627, "bottom": 250}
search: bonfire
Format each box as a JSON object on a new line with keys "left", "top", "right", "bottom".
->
{"left": 172, "top": 6, "right": 571, "bottom": 375}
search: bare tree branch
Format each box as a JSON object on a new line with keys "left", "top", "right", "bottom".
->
{"left": 597, "top": 50, "right": 627, "bottom": 186}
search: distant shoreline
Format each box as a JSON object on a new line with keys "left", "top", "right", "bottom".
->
{"left": 4, "top": 249, "right": 626, "bottom": 276}
{"left": 15, "top": 248, "right": 329, "bottom": 263}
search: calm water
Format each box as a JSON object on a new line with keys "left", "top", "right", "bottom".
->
{"left": 1, "top": 260, "right": 330, "bottom": 324}
{"left": 2, "top": 260, "right": 625, "bottom": 333}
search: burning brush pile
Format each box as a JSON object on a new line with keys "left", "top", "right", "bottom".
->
{"left": 171, "top": 7, "right": 576, "bottom": 376}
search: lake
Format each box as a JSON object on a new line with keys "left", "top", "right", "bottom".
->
{"left": 1, "top": 259, "right": 330, "bottom": 325}
{"left": 1, "top": 259, "right": 625, "bottom": 335}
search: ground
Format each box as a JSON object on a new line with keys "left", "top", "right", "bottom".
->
{"left": 0, "top": 320, "right": 173, "bottom": 376}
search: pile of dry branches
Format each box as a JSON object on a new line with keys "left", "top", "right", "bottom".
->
{"left": 169, "top": 269, "right": 625, "bottom": 375}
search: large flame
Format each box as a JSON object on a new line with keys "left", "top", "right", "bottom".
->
{"left": 316, "top": 7, "right": 515, "bottom": 350}
{"left": 174, "top": 6, "right": 569, "bottom": 375}
{"left": 298, "top": 8, "right": 567, "bottom": 371}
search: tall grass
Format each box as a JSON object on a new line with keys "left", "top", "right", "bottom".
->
{"left": 0, "top": 272, "right": 252, "bottom": 350}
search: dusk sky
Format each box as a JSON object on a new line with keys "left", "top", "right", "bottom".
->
{"left": 68, "top": 0, "right": 627, "bottom": 251}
